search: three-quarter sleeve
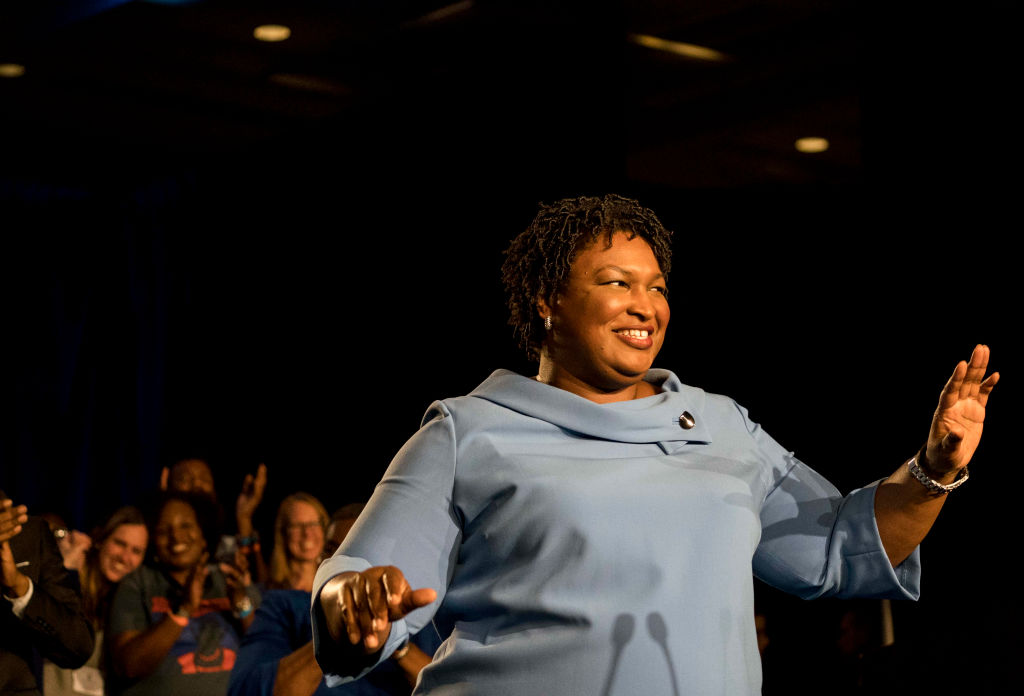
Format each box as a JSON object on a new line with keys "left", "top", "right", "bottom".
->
{"left": 744, "top": 404, "right": 921, "bottom": 600}
{"left": 312, "top": 401, "right": 462, "bottom": 685}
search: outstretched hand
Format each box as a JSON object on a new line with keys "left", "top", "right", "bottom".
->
{"left": 320, "top": 566, "right": 436, "bottom": 655}
{"left": 924, "top": 344, "right": 999, "bottom": 476}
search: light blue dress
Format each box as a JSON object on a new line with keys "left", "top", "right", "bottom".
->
{"left": 313, "top": 369, "right": 920, "bottom": 695}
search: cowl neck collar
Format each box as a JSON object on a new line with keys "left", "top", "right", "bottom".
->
{"left": 468, "top": 369, "right": 712, "bottom": 447}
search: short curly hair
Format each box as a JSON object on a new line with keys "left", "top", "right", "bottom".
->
{"left": 501, "top": 194, "right": 673, "bottom": 361}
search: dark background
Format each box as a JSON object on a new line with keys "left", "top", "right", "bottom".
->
{"left": 1, "top": 1, "right": 1017, "bottom": 692}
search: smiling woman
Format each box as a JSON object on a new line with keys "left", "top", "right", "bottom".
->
{"left": 267, "top": 493, "right": 328, "bottom": 593}
{"left": 535, "top": 231, "right": 670, "bottom": 401}
{"left": 308, "top": 194, "right": 998, "bottom": 695}
{"left": 43, "top": 506, "right": 148, "bottom": 696}
{"left": 106, "top": 492, "right": 261, "bottom": 696}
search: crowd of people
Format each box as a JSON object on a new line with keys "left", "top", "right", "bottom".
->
{"left": 3, "top": 194, "right": 999, "bottom": 696}
{"left": 1, "top": 459, "right": 439, "bottom": 696}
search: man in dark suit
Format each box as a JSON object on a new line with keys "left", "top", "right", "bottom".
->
{"left": 1, "top": 489, "right": 94, "bottom": 696}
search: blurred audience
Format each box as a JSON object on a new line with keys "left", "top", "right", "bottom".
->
{"left": 106, "top": 492, "right": 260, "bottom": 696}
{"left": 1, "top": 488, "right": 95, "bottom": 696}
{"left": 42, "top": 506, "right": 148, "bottom": 696}
{"left": 162, "top": 459, "right": 268, "bottom": 586}
{"left": 228, "top": 502, "right": 441, "bottom": 696}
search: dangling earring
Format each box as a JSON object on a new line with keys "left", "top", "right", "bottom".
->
{"left": 544, "top": 316, "right": 552, "bottom": 331}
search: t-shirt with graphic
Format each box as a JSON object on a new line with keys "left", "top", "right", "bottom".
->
{"left": 108, "top": 564, "right": 259, "bottom": 696}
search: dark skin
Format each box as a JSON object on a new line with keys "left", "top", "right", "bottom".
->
{"left": 319, "top": 234, "right": 999, "bottom": 663}
{"left": 274, "top": 519, "right": 431, "bottom": 696}
{"left": 874, "top": 344, "right": 998, "bottom": 566}
{"left": 110, "top": 500, "right": 254, "bottom": 679}
{"left": 0, "top": 497, "right": 31, "bottom": 599}
{"left": 161, "top": 460, "right": 269, "bottom": 583}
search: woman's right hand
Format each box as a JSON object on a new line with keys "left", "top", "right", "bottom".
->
{"left": 319, "top": 566, "right": 436, "bottom": 654}
{"left": 181, "top": 553, "right": 210, "bottom": 615}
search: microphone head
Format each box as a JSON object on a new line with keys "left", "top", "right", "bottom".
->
{"left": 647, "top": 611, "right": 668, "bottom": 645}
{"left": 611, "top": 613, "right": 635, "bottom": 647}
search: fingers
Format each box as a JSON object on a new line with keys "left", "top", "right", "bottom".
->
{"left": 364, "top": 576, "right": 388, "bottom": 648}
{"left": 341, "top": 577, "right": 380, "bottom": 649}
{"left": 219, "top": 562, "right": 243, "bottom": 586}
{"left": 978, "top": 371, "right": 1000, "bottom": 407}
{"left": 254, "top": 464, "right": 267, "bottom": 496}
{"left": 70, "top": 530, "right": 92, "bottom": 551}
{"left": 233, "top": 548, "right": 249, "bottom": 574}
{"left": 0, "top": 500, "right": 28, "bottom": 543}
{"left": 959, "top": 344, "right": 989, "bottom": 400}
{"left": 400, "top": 587, "right": 439, "bottom": 616}
{"left": 940, "top": 344, "right": 998, "bottom": 408}
{"left": 344, "top": 569, "right": 430, "bottom": 653}
{"left": 339, "top": 580, "right": 361, "bottom": 645}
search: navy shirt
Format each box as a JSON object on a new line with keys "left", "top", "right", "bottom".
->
{"left": 229, "top": 589, "right": 441, "bottom": 696}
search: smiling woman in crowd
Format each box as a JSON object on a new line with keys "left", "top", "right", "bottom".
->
{"left": 43, "top": 505, "right": 148, "bottom": 696}
{"left": 309, "top": 194, "right": 998, "bottom": 695}
{"left": 266, "top": 493, "right": 329, "bottom": 593}
{"left": 107, "top": 492, "right": 260, "bottom": 696}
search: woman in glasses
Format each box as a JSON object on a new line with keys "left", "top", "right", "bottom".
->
{"left": 267, "top": 493, "right": 329, "bottom": 593}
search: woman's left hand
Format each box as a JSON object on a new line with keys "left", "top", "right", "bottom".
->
{"left": 923, "top": 344, "right": 999, "bottom": 476}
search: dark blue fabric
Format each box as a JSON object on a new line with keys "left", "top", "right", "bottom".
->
{"left": 229, "top": 589, "right": 441, "bottom": 696}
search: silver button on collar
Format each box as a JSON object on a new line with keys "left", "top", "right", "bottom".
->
{"left": 678, "top": 411, "right": 695, "bottom": 429}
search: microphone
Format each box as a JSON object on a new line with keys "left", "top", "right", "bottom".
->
{"left": 600, "top": 613, "right": 635, "bottom": 696}
{"left": 647, "top": 612, "right": 680, "bottom": 696}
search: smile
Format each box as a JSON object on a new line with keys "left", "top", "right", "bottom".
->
{"left": 614, "top": 328, "right": 654, "bottom": 348}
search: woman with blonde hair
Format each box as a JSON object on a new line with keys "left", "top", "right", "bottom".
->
{"left": 268, "top": 493, "right": 328, "bottom": 592}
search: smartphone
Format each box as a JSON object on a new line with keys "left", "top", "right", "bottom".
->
{"left": 213, "top": 534, "right": 238, "bottom": 565}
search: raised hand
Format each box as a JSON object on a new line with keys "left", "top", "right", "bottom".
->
{"left": 58, "top": 529, "right": 93, "bottom": 572}
{"left": 0, "top": 497, "right": 30, "bottom": 597}
{"left": 236, "top": 463, "right": 267, "bottom": 533}
{"left": 320, "top": 566, "right": 436, "bottom": 655}
{"left": 0, "top": 497, "right": 28, "bottom": 545}
{"left": 924, "top": 344, "right": 999, "bottom": 476}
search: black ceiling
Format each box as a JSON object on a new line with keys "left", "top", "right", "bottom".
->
{"left": 7, "top": 0, "right": 1012, "bottom": 193}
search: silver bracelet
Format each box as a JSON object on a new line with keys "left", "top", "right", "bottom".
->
{"left": 907, "top": 456, "right": 969, "bottom": 494}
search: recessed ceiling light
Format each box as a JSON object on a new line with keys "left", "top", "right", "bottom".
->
{"left": 254, "top": 25, "right": 291, "bottom": 42}
{"left": 0, "top": 63, "right": 26, "bottom": 78}
{"left": 627, "top": 34, "right": 728, "bottom": 62}
{"left": 794, "top": 137, "right": 830, "bottom": 153}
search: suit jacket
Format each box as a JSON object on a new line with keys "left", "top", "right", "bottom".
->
{"left": 1, "top": 516, "right": 95, "bottom": 696}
